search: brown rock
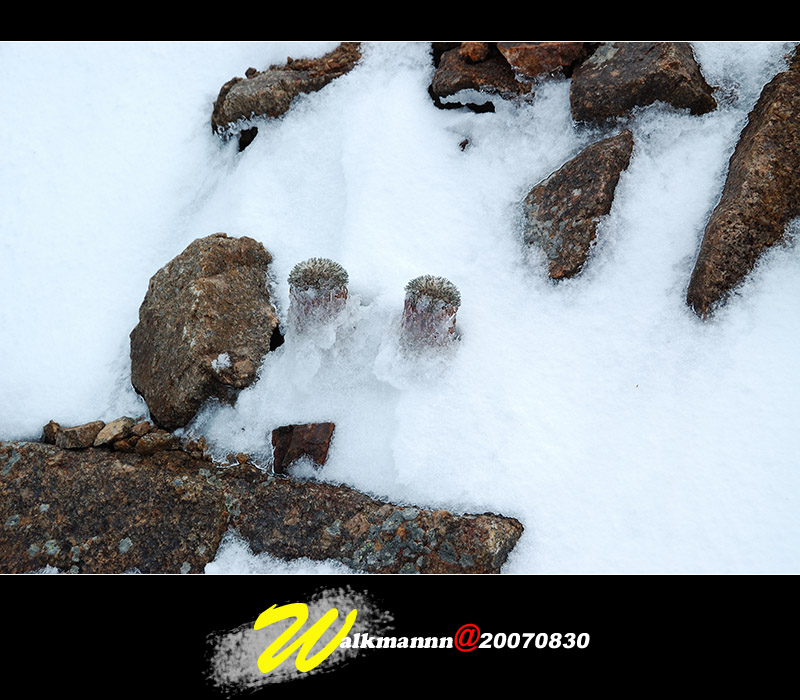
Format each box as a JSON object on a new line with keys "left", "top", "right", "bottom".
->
{"left": 211, "top": 42, "right": 361, "bottom": 149}
{"left": 570, "top": 42, "right": 717, "bottom": 124}
{"left": 42, "top": 420, "right": 60, "bottom": 444}
{"left": 228, "top": 473, "right": 525, "bottom": 574}
{"left": 687, "top": 49, "right": 800, "bottom": 317}
{"left": 271, "top": 422, "right": 335, "bottom": 474}
{"left": 130, "top": 233, "right": 279, "bottom": 431}
{"left": 130, "top": 420, "right": 153, "bottom": 438}
{"left": 459, "top": 42, "right": 492, "bottom": 63}
{"left": 93, "top": 417, "right": 135, "bottom": 447}
{"left": 2, "top": 440, "right": 525, "bottom": 574}
{"left": 430, "top": 44, "right": 533, "bottom": 110}
{"left": 53, "top": 421, "right": 106, "bottom": 450}
{"left": 135, "top": 430, "right": 180, "bottom": 456}
{"left": 0, "top": 441, "right": 229, "bottom": 574}
{"left": 522, "top": 129, "right": 635, "bottom": 279}
{"left": 497, "top": 42, "right": 595, "bottom": 79}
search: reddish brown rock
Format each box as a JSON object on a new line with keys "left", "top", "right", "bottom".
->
{"left": 687, "top": 49, "right": 800, "bottom": 317}
{"left": 228, "top": 472, "right": 525, "bottom": 574}
{"left": 459, "top": 42, "right": 492, "bottom": 63}
{"left": 498, "top": 42, "right": 595, "bottom": 79}
{"left": 212, "top": 42, "right": 361, "bottom": 149}
{"left": 570, "top": 42, "right": 717, "bottom": 124}
{"left": 52, "top": 421, "right": 105, "bottom": 450}
{"left": 0, "top": 441, "right": 229, "bottom": 574}
{"left": 271, "top": 422, "right": 335, "bottom": 474}
{"left": 522, "top": 129, "right": 635, "bottom": 279}
{"left": 429, "top": 44, "right": 533, "bottom": 111}
{"left": 130, "top": 233, "right": 280, "bottom": 431}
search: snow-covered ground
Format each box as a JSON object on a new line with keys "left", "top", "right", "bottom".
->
{"left": 2, "top": 41, "right": 798, "bottom": 574}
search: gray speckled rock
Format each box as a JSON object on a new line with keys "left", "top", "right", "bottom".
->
{"left": 522, "top": 129, "right": 634, "bottom": 279}
{"left": 1, "top": 440, "right": 525, "bottom": 574}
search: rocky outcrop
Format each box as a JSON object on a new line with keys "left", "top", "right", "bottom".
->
{"left": 212, "top": 42, "right": 362, "bottom": 150}
{"left": 687, "top": 48, "right": 800, "bottom": 317}
{"left": 522, "top": 129, "right": 635, "bottom": 279}
{"left": 271, "top": 422, "right": 336, "bottom": 475}
{"left": 570, "top": 42, "right": 717, "bottom": 124}
{"left": 228, "top": 471, "right": 525, "bottom": 574}
{"left": 130, "top": 233, "right": 280, "bottom": 431}
{"left": 1, "top": 439, "right": 525, "bottom": 574}
{"left": 0, "top": 441, "right": 227, "bottom": 574}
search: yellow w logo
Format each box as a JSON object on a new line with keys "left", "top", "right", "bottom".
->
{"left": 254, "top": 602, "right": 358, "bottom": 674}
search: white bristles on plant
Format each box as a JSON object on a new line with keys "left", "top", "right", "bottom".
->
{"left": 287, "top": 258, "right": 350, "bottom": 331}
{"left": 401, "top": 275, "right": 461, "bottom": 347}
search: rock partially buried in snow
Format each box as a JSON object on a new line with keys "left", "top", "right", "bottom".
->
{"left": 211, "top": 42, "right": 362, "bottom": 150}
{"left": 522, "top": 129, "right": 635, "bottom": 279}
{"left": 130, "top": 233, "right": 280, "bottom": 431}
{"left": 271, "top": 422, "right": 335, "bottom": 475}
{"left": 1, "top": 440, "right": 525, "bottom": 574}
{"left": 687, "top": 47, "right": 800, "bottom": 317}
{"left": 570, "top": 42, "right": 717, "bottom": 124}
{"left": 228, "top": 471, "right": 524, "bottom": 574}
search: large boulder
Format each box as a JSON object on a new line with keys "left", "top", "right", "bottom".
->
{"left": 1, "top": 440, "right": 525, "bottom": 574}
{"left": 212, "top": 42, "right": 362, "bottom": 150}
{"left": 130, "top": 233, "right": 280, "bottom": 431}
{"left": 522, "top": 129, "right": 635, "bottom": 279}
{"left": 570, "top": 42, "right": 717, "bottom": 124}
{"left": 687, "top": 48, "right": 800, "bottom": 317}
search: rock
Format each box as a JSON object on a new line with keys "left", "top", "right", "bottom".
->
{"left": 570, "top": 42, "right": 717, "bottom": 124}
{"left": 429, "top": 44, "right": 532, "bottom": 111}
{"left": 130, "top": 420, "right": 154, "bottom": 438}
{"left": 0, "top": 441, "right": 229, "bottom": 574}
{"left": 271, "top": 422, "right": 335, "bottom": 474}
{"left": 135, "top": 430, "right": 180, "bottom": 456}
{"left": 93, "top": 417, "right": 135, "bottom": 446}
{"left": 130, "top": 233, "right": 279, "bottom": 431}
{"left": 227, "top": 472, "right": 525, "bottom": 574}
{"left": 522, "top": 129, "right": 635, "bottom": 279}
{"left": 459, "top": 42, "right": 492, "bottom": 63}
{"left": 497, "top": 42, "right": 596, "bottom": 80}
{"left": 52, "top": 421, "right": 106, "bottom": 450}
{"left": 687, "top": 49, "right": 800, "bottom": 317}
{"left": 1, "top": 440, "right": 525, "bottom": 574}
{"left": 211, "top": 42, "right": 361, "bottom": 149}
{"left": 41, "top": 420, "right": 60, "bottom": 444}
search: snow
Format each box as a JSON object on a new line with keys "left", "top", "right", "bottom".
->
{"left": 1, "top": 41, "right": 798, "bottom": 574}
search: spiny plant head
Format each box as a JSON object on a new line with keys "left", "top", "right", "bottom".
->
{"left": 404, "top": 275, "right": 461, "bottom": 308}
{"left": 288, "top": 258, "right": 349, "bottom": 291}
